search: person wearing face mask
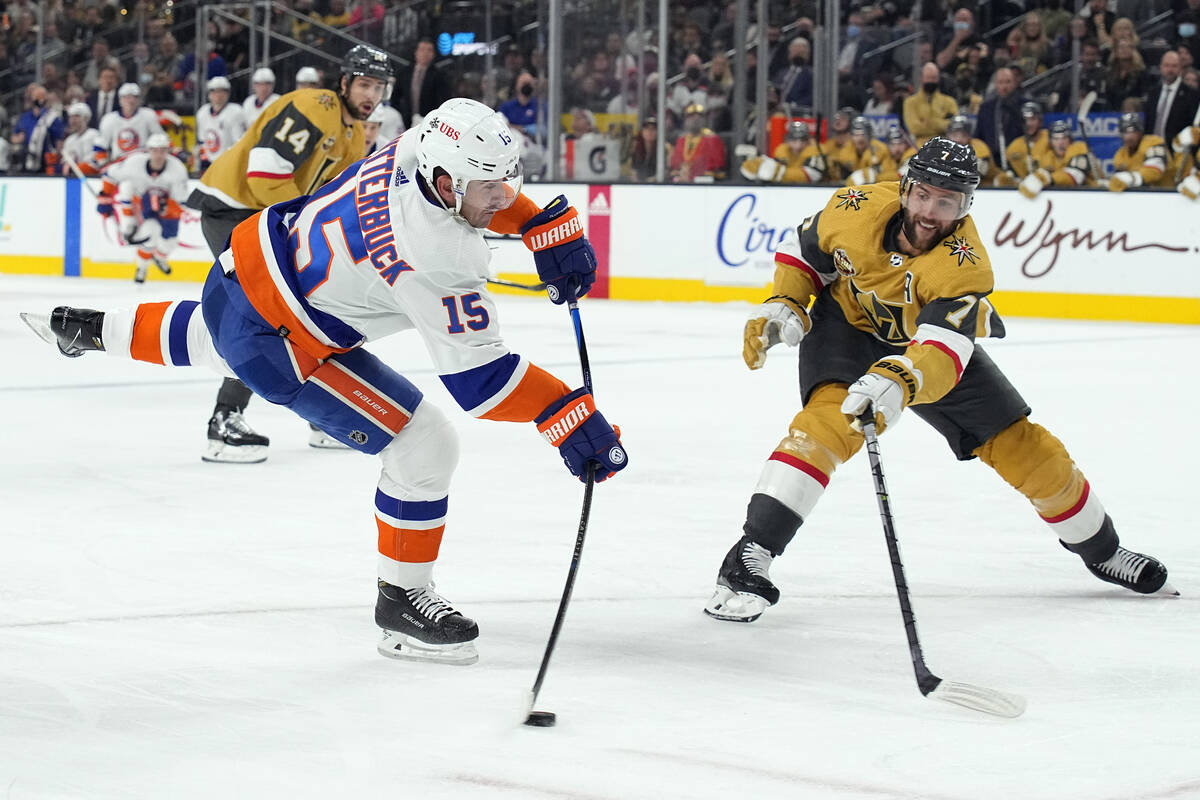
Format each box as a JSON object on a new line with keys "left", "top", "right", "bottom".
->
{"left": 773, "top": 38, "right": 814, "bottom": 111}
{"left": 11, "top": 84, "right": 65, "bottom": 174}
{"left": 936, "top": 8, "right": 982, "bottom": 72}
{"left": 1176, "top": 0, "right": 1200, "bottom": 53}
{"left": 902, "top": 62, "right": 958, "bottom": 146}
{"left": 499, "top": 70, "right": 541, "bottom": 139}
{"left": 670, "top": 103, "right": 726, "bottom": 183}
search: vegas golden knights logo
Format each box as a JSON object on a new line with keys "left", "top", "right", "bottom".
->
{"left": 850, "top": 281, "right": 908, "bottom": 345}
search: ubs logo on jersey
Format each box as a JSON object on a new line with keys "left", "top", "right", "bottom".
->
{"left": 117, "top": 128, "right": 139, "bottom": 152}
{"left": 835, "top": 187, "right": 869, "bottom": 211}
{"left": 942, "top": 234, "right": 979, "bottom": 266}
{"left": 850, "top": 281, "right": 908, "bottom": 345}
{"left": 832, "top": 247, "right": 856, "bottom": 277}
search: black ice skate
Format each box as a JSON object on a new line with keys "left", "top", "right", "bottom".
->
{"left": 1086, "top": 546, "right": 1177, "bottom": 595}
{"left": 134, "top": 261, "right": 148, "bottom": 283}
{"left": 151, "top": 254, "right": 172, "bottom": 275}
{"left": 704, "top": 535, "right": 781, "bottom": 622}
{"left": 376, "top": 580, "right": 479, "bottom": 665}
{"left": 19, "top": 307, "right": 105, "bottom": 357}
{"left": 202, "top": 408, "right": 270, "bottom": 464}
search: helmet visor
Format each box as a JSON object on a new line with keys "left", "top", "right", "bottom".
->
{"left": 903, "top": 179, "right": 972, "bottom": 221}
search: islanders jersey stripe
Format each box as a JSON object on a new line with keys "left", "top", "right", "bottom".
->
{"left": 441, "top": 354, "right": 571, "bottom": 422}
{"left": 129, "top": 300, "right": 203, "bottom": 366}
{"left": 374, "top": 491, "right": 448, "bottom": 529}
{"left": 376, "top": 491, "right": 448, "bottom": 567}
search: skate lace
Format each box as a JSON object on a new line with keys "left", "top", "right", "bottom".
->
{"left": 224, "top": 411, "right": 254, "bottom": 435}
{"left": 405, "top": 586, "right": 455, "bottom": 622}
{"left": 1096, "top": 548, "right": 1149, "bottom": 584}
{"left": 740, "top": 542, "right": 774, "bottom": 579}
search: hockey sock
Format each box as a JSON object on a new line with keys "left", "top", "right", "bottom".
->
{"left": 102, "top": 300, "right": 217, "bottom": 367}
{"left": 215, "top": 377, "right": 254, "bottom": 413}
{"left": 375, "top": 487, "right": 447, "bottom": 589}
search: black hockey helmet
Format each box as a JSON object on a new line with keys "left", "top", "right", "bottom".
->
{"left": 1048, "top": 119, "right": 1072, "bottom": 138}
{"left": 784, "top": 120, "right": 810, "bottom": 141}
{"left": 946, "top": 114, "right": 972, "bottom": 136}
{"left": 342, "top": 44, "right": 395, "bottom": 91}
{"left": 1118, "top": 111, "right": 1144, "bottom": 134}
{"left": 901, "top": 136, "right": 979, "bottom": 219}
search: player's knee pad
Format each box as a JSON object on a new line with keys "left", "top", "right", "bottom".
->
{"left": 776, "top": 383, "right": 863, "bottom": 474}
{"left": 378, "top": 401, "right": 459, "bottom": 499}
{"left": 974, "top": 418, "right": 1082, "bottom": 515}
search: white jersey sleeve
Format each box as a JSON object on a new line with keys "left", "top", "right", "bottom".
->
{"left": 97, "top": 108, "right": 164, "bottom": 159}
{"left": 63, "top": 128, "right": 102, "bottom": 171}
{"left": 242, "top": 93, "right": 280, "bottom": 125}
{"left": 197, "top": 104, "right": 248, "bottom": 163}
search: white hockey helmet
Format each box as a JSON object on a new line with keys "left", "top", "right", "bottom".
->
{"left": 295, "top": 66, "right": 320, "bottom": 86}
{"left": 118, "top": 82, "right": 140, "bottom": 98}
{"left": 67, "top": 101, "right": 92, "bottom": 120}
{"left": 146, "top": 132, "right": 171, "bottom": 150}
{"left": 416, "top": 98, "right": 522, "bottom": 217}
{"left": 206, "top": 76, "right": 231, "bottom": 92}
{"left": 366, "top": 103, "right": 385, "bottom": 124}
{"left": 252, "top": 67, "right": 276, "bottom": 85}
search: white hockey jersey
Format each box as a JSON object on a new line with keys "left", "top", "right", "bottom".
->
{"left": 242, "top": 93, "right": 281, "bottom": 125}
{"left": 376, "top": 104, "right": 405, "bottom": 147}
{"left": 62, "top": 127, "right": 103, "bottom": 174}
{"left": 106, "top": 151, "right": 190, "bottom": 214}
{"left": 225, "top": 131, "right": 570, "bottom": 422}
{"left": 95, "top": 108, "right": 163, "bottom": 162}
{"left": 196, "top": 102, "right": 248, "bottom": 166}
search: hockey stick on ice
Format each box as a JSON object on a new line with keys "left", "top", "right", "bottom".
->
{"left": 524, "top": 282, "right": 596, "bottom": 728}
{"left": 487, "top": 277, "right": 547, "bottom": 292}
{"left": 859, "top": 414, "right": 1026, "bottom": 718}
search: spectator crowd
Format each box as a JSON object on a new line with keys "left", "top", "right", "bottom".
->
{"left": 2, "top": 0, "right": 1199, "bottom": 197}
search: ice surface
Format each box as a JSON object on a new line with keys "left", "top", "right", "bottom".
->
{"left": 1, "top": 274, "right": 1197, "bottom": 799}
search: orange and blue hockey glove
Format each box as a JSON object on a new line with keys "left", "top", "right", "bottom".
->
{"left": 535, "top": 388, "right": 627, "bottom": 482}
{"left": 519, "top": 195, "right": 597, "bottom": 304}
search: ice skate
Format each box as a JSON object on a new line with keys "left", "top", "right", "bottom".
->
{"left": 203, "top": 408, "right": 269, "bottom": 464}
{"left": 308, "top": 423, "right": 350, "bottom": 449}
{"left": 152, "top": 254, "right": 172, "bottom": 275}
{"left": 704, "top": 535, "right": 781, "bottom": 622}
{"left": 1086, "top": 546, "right": 1177, "bottom": 596}
{"left": 134, "top": 260, "right": 149, "bottom": 283}
{"left": 19, "top": 306, "right": 105, "bottom": 358}
{"left": 376, "top": 580, "right": 479, "bottom": 665}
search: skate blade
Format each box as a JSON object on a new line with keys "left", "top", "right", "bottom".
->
{"left": 155, "top": 261, "right": 172, "bottom": 275}
{"left": 1152, "top": 581, "right": 1180, "bottom": 597}
{"left": 377, "top": 630, "right": 479, "bottom": 666}
{"left": 18, "top": 312, "right": 56, "bottom": 347}
{"left": 703, "top": 585, "right": 768, "bottom": 623}
{"left": 308, "top": 431, "right": 351, "bottom": 450}
{"left": 201, "top": 441, "right": 268, "bottom": 464}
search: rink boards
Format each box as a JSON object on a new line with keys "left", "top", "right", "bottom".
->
{"left": 0, "top": 177, "right": 1196, "bottom": 324}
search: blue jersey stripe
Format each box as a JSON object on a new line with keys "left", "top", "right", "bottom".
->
{"left": 439, "top": 354, "right": 521, "bottom": 412}
{"left": 374, "top": 490, "right": 448, "bottom": 523}
{"left": 168, "top": 301, "right": 199, "bottom": 366}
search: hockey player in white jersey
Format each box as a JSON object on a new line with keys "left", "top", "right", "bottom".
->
{"left": 241, "top": 67, "right": 280, "bottom": 125}
{"left": 21, "top": 98, "right": 626, "bottom": 665}
{"left": 195, "top": 76, "right": 248, "bottom": 172}
{"left": 59, "top": 103, "right": 103, "bottom": 176}
{"left": 95, "top": 83, "right": 164, "bottom": 166}
{"left": 105, "top": 132, "right": 190, "bottom": 282}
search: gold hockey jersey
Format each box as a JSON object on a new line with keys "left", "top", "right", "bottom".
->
{"left": 1005, "top": 129, "right": 1051, "bottom": 179}
{"left": 739, "top": 141, "right": 828, "bottom": 183}
{"left": 1113, "top": 134, "right": 1172, "bottom": 188}
{"left": 843, "top": 140, "right": 898, "bottom": 185}
{"left": 1041, "top": 141, "right": 1096, "bottom": 186}
{"left": 192, "top": 89, "right": 365, "bottom": 210}
{"left": 770, "top": 182, "right": 1004, "bottom": 406}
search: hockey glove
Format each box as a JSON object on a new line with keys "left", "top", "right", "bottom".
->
{"left": 1108, "top": 171, "right": 1140, "bottom": 192}
{"left": 535, "top": 388, "right": 627, "bottom": 482}
{"left": 840, "top": 358, "right": 920, "bottom": 432}
{"left": 743, "top": 296, "right": 811, "bottom": 370}
{"left": 520, "top": 195, "right": 597, "bottom": 304}
{"left": 1174, "top": 126, "right": 1197, "bottom": 153}
{"left": 1179, "top": 174, "right": 1200, "bottom": 200}
{"left": 756, "top": 156, "right": 784, "bottom": 182}
{"left": 1018, "top": 168, "right": 1051, "bottom": 199}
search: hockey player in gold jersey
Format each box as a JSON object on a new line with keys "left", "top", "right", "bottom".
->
{"left": 881, "top": 127, "right": 915, "bottom": 181}
{"left": 944, "top": 115, "right": 1001, "bottom": 185}
{"left": 841, "top": 116, "right": 897, "bottom": 186}
{"left": 1004, "top": 101, "right": 1051, "bottom": 182}
{"left": 738, "top": 121, "right": 828, "bottom": 184}
{"left": 1173, "top": 124, "right": 1200, "bottom": 199}
{"left": 704, "top": 137, "right": 1173, "bottom": 625}
{"left": 1018, "top": 120, "right": 1097, "bottom": 198}
{"left": 187, "top": 44, "right": 394, "bottom": 462}
{"left": 1109, "top": 112, "right": 1172, "bottom": 191}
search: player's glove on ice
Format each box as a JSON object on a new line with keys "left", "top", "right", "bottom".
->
{"left": 520, "top": 195, "right": 597, "bottom": 304}
{"left": 743, "top": 296, "right": 811, "bottom": 369}
{"left": 536, "top": 388, "right": 627, "bottom": 482}
{"left": 841, "top": 358, "right": 919, "bottom": 432}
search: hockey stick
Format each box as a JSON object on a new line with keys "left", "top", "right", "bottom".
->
{"left": 487, "top": 277, "right": 547, "bottom": 292}
{"left": 524, "top": 284, "right": 596, "bottom": 728}
{"left": 1076, "top": 90, "right": 1105, "bottom": 184}
{"left": 859, "top": 414, "right": 1026, "bottom": 718}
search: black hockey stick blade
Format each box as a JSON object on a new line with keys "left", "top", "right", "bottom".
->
{"left": 859, "top": 414, "right": 1027, "bottom": 719}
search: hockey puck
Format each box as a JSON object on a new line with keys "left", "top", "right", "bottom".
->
{"left": 523, "top": 711, "right": 557, "bottom": 727}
